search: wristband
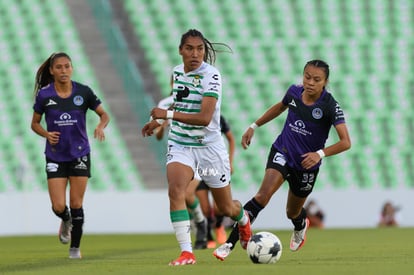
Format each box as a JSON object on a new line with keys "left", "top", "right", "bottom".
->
{"left": 166, "top": 110, "right": 174, "bottom": 119}
{"left": 149, "top": 116, "right": 164, "bottom": 125}
{"left": 316, "top": 149, "right": 325, "bottom": 159}
{"left": 249, "top": 122, "right": 258, "bottom": 130}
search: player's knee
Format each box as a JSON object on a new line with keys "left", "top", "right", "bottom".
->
{"left": 69, "top": 198, "right": 84, "bottom": 209}
{"left": 51, "top": 203, "right": 66, "bottom": 214}
{"left": 168, "top": 186, "right": 185, "bottom": 201}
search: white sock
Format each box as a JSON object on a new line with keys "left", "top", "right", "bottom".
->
{"left": 190, "top": 201, "right": 205, "bottom": 223}
{"left": 172, "top": 220, "right": 192, "bottom": 252}
{"left": 238, "top": 211, "right": 249, "bottom": 226}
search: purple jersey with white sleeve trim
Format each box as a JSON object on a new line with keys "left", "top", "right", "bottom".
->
{"left": 33, "top": 81, "right": 102, "bottom": 161}
{"left": 273, "top": 84, "right": 345, "bottom": 171}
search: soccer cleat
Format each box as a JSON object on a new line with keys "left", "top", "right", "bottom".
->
{"left": 194, "top": 240, "right": 207, "bottom": 249}
{"left": 290, "top": 218, "right": 310, "bottom": 252}
{"left": 238, "top": 212, "right": 252, "bottom": 249}
{"left": 213, "top": 243, "right": 233, "bottom": 261}
{"left": 69, "top": 247, "right": 82, "bottom": 259}
{"left": 207, "top": 240, "right": 216, "bottom": 249}
{"left": 59, "top": 219, "right": 72, "bottom": 244}
{"left": 215, "top": 225, "right": 227, "bottom": 244}
{"left": 168, "top": 251, "right": 196, "bottom": 266}
{"left": 194, "top": 219, "right": 207, "bottom": 249}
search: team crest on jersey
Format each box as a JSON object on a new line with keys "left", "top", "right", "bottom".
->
{"left": 192, "top": 75, "right": 201, "bottom": 86}
{"left": 312, "top": 108, "right": 323, "bottom": 119}
{"left": 73, "top": 95, "right": 84, "bottom": 106}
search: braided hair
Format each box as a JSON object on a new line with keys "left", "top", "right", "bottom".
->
{"left": 179, "top": 29, "right": 232, "bottom": 65}
{"left": 304, "top": 59, "right": 330, "bottom": 80}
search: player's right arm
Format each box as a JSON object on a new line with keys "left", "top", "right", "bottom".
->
{"left": 241, "top": 101, "right": 287, "bottom": 149}
{"left": 31, "top": 112, "right": 60, "bottom": 145}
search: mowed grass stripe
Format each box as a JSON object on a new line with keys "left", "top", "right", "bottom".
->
{"left": 0, "top": 228, "right": 413, "bottom": 275}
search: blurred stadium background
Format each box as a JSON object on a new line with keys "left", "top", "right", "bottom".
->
{"left": 0, "top": 0, "right": 413, "bottom": 234}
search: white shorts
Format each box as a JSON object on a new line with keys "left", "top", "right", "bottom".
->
{"left": 166, "top": 141, "right": 231, "bottom": 188}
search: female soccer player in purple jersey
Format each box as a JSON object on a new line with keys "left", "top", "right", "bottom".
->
{"left": 31, "top": 52, "right": 110, "bottom": 259}
{"left": 141, "top": 29, "right": 251, "bottom": 266}
{"left": 214, "top": 59, "right": 351, "bottom": 261}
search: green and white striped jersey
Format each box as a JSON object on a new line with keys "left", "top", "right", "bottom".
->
{"left": 168, "top": 62, "right": 222, "bottom": 147}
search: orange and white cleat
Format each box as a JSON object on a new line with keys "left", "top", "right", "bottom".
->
{"left": 290, "top": 218, "right": 310, "bottom": 252}
{"left": 213, "top": 243, "right": 233, "bottom": 261}
{"left": 215, "top": 225, "right": 227, "bottom": 244}
{"left": 168, "top": 251, "right": 196, "bottom": 266}
{"left": 238, "top": 212, "right": 252, "bottom": 249}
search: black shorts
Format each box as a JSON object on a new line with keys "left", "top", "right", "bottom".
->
{"left": 45, "top": 154, "right": 91, "bottom": 179}
{"left": 196, "top": 180, "right": 209, "bottom": 191}
{"left": 266, "top": 146, "right": 319, "bottom": 198}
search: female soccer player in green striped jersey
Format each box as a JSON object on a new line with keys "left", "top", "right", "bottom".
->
{"left": 142, "top": 29, "right": 251, "bottom": 266}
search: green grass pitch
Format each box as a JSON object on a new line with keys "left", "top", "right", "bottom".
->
{"left": 0, "top": 227, "right": 413, "bottom": 275}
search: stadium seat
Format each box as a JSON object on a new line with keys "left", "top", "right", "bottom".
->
{"left": 121, "top": 0, "right": 414, "bottom": 191}
{"left": 0, "top": 0, "right": 144, "bottom": 192}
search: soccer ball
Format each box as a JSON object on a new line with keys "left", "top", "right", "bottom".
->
{"left": 246, "top": 231, "right": 282, "bottom": 264}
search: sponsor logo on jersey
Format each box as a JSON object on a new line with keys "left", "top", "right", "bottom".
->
{"left": 176, "top": 86, "right": 190, "bottom": 101}
{"left": 289, "top": 99, "right": 296, "bottom": 107}
{"left": 46, "top": 99, "right": 57, "bottom": 106}
{"left": 289, "top": 120, "right": 312, "bottom": 136}
{"left": 55, "top": 113, "right": 78, "bottom": 126}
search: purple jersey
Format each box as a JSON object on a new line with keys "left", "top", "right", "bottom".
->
{"left": 33, "top": 81, "right": 101, "bottom": 161}
{"left": 273, "top": 84, "right": 345, "bottom": 171}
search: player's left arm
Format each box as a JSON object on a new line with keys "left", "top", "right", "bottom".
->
{"left": 322, "top": 123, "right": 351, "bottom": 157}
{"left": 301, "top": 123, "right": 351, "bottom": 170}
{"left": 94, "top": 104, "right": 110, "bottom": 141}
{"left": 321, "top": 101, "right": 352, "bottom": 157}
{"left": 172, "top": 96, "right": 217, "bottom": 126}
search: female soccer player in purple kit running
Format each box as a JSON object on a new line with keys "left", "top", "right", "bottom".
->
{"left": 31, "top": 52, "right": 110, "bottom": 259}
{"left": 214, "top": 59, "right": 351, "bottom": 261}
